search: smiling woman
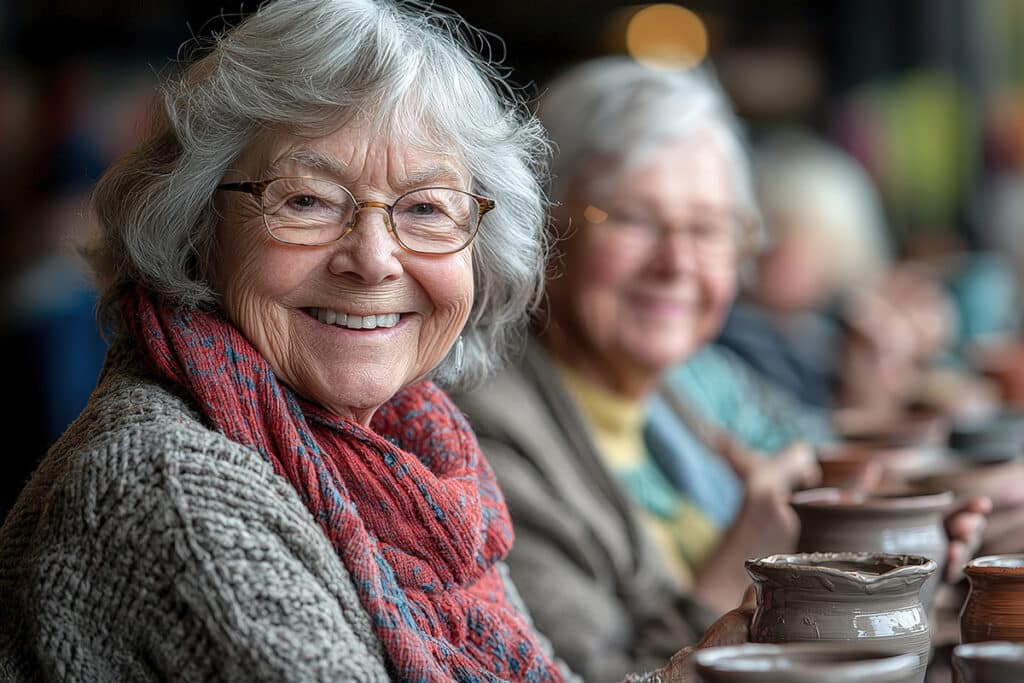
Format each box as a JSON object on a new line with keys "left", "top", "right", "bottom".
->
{"left": 0, "top": 0, "right": 567, "bottom": 680}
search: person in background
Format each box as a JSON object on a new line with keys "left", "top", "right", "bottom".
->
{"left": 2, "top": 2, "right": 771, "bottom": 679}
{"left": 455, "top": 57, "right": 822, "bottom": 682}
{"left": 455, "top": 58, "right": 990, "bottom": 683}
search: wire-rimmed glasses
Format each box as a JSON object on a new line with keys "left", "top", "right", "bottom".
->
{"left": 217, "top": 176, "right": 495, "bottom": 255}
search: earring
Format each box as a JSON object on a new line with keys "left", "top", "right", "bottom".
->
{"left": 454, "top": 336, "right": 464, "bottom": 376}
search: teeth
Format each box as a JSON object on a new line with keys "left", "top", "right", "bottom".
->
{"left": 309, "top": 308, "right": 399, "bottom": 330}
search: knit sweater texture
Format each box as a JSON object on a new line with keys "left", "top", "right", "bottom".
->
{"left": 0, "top": 341, "right": 573, "bottom": 682}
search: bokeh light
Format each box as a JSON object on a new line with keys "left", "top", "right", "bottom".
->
{"left": 625, "top": 3, "right": 708, "bottom": 71}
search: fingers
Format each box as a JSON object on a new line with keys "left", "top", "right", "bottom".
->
{"left": 774, "top": 442, "right": 821, "bottom": 490}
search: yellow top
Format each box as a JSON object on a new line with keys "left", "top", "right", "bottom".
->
{"left": 557, "top": 362, "right": 720, "bottom": 588}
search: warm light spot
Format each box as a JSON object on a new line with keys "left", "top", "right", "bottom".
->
{"left": 584, "top": 205, "right": 609, "bottom": 224}
{"left": 625, "top": 4, "right": 708, "bottom": 70}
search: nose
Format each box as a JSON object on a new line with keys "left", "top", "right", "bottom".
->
{"left": 650, "top": 227, "right": 700, "bottom": 276}
{"left": 326, "top": 206, "right": 404, "bottom": 283}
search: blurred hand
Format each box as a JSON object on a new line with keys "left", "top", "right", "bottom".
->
{"left": 656, "top": 585, "right": 757, "bottom": 682}
{"left": 944, "top": 496, "right": 991, "bottom": 582}
{"left": 694, "top": 445, "right": 819, "bottom": 614}
{"left": 978, "top": 486, "right": 1024, "bottom": 556}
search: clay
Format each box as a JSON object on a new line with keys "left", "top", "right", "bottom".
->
{"left": 816, "top": 441, "right": 945, "bottom": 491}
{"left": 746, "top": 552, "right": 936, "bottom": 683}
{"left": 694, "top": 643, "right": 919, "bottom": 683}
{"left": 961, "top": 554, "right": 1024, "bottom": 644}
{"left": 952, "top": 641, "right": 1024, "bottom": 682}
{"left": 790, "top": 488, "right": 952, "bottom": 608}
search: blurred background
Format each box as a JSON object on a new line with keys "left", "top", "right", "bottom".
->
{"left": 1, "top": 0, "right": 1023, "bottom": 472}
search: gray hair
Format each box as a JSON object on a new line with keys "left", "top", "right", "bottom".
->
{"left": 538, "top": 56, "right": 759, "bottom": 244}
{"left": 753, "top": 130, "right": 893, "bottom": 292}
{"left": 87, "top": 0, "right": 549, "bottom": 390}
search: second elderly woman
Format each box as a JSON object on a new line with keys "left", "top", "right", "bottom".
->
{"left": 454, "top": 57, "right": 989, "bottom": 683}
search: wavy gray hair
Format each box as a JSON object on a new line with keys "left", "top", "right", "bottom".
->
{"left": 538, "top": 56, "right": 761, "bottom": 248}
{"left": 87, "top": 0, "right": 549, "bottom": 390}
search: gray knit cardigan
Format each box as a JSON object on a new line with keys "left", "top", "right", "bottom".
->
{"left": 0, "top": 341, "right": 574, "bottom": 682}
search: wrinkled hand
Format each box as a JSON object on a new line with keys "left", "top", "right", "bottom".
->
{"left": 656, "top": 586, "right": 757, "bottom": 682}
{"left": 945, "top": 496, "right": 991, "bottom": 582}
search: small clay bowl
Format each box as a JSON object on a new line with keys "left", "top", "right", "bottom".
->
{"left": 694, "top": 642, "right": 919, "bottom": 683}
{"left": 952, "top": 641, "right": 1024, "bottom": 682}
{"left": 909, "top": 455, "right": 1024, "bottom": 500}
{"left": 961, "top": 554, "right": 1024, "bottom": 644}
{"left": 816, "top": 442, "right": 944, "bottom": 491}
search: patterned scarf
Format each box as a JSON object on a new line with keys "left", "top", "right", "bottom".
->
{"left": 124, "top": 287, "right": 560, "bottom": 682}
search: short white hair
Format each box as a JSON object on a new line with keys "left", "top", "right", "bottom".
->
{"left": 754, "top": 130, "right": 893, "bottom": 291}
{"left": 538, "top": 56, "right": 758, "bottom": 237}
{"left": 87, "top": 0, "right": 550, "bottom": 390}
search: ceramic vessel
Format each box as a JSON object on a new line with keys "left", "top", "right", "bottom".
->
{"left": 816, "top": 442, "right": 944, "bottom": 491}
{"left": 694, "top": 643, "right": 919, "bottom": 683}
{"left": 961, "top": 554, "right": 1024, "bottom": 644}
{"left": 746, "top": 552, "right": 936, "bottom": 683}
{"left": 791, "top": 488, "right": 952, "bottom": 608}
{"left": 952, "top": 641, "right": 1024, "bottom": 682}
{"left": 909, "top": 455, "right": 1024, "bottom": 500}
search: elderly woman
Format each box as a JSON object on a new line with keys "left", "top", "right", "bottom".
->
{"left": 454, "top": 57, "right": 989, "bottom": 683}
{"left": 0, "top": 2, "right": 727, "bottom": 680}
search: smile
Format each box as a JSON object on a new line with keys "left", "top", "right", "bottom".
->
{"left": 305, "top": 307, "right": 402, "bottom": 330}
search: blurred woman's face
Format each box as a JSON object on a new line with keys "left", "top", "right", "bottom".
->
{"left": 547, "top": 130, "right": 739, "bottom": 394}
{"left": 212, "top": 121, "right": 474, "bottom": 424}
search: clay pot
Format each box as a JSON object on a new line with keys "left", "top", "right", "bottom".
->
{"left": 816, "top": 441, "right": 945, "bottom": 491}
{"left": 952, "top": 641, "right": 1024, "bottom": 682}
{"left": 746, "top": 552, "right": 937, "bottom": 683}
{"left": 909, "top": 455, "right": 1024, "bottom": 500}
{"left": 949, "top": 410, "right": 1024, "bottom": 461}
{"left": 961, "top": 554, "right": 1024, "bottom": 644}
{"left": 693, "top": 643, "right": 919, "bottom": 683}
{"left": 834, "top": 409, "right": 950, "bottom": 449}
{"left": 791, "top": 488, "right": 952, "bottom": 608}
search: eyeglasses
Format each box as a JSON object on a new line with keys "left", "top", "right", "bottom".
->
{"left": 216, "top": 176, "right": 495, "bottom": 255}
{"left": 590, "top": 209, "right": 747, "bottom": 263}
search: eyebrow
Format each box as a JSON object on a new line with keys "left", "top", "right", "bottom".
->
{"left": 269, "top": 148, "right": 467, "bottom": 192}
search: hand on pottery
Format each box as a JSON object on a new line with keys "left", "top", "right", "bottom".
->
{"left": 978, "top": 486, "right": 1024, "bottom": 555}
{"left": 945, "top": 495, "right": 992, "bottom": 581}
{"left": 654, "top": 585, "right": 757, "bottom": 682}
{"left": 694, "top": 445, "right": 820, "bottom": 614}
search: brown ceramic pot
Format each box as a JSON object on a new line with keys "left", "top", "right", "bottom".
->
{"left": 816, "top": 441, "right": 945, "bottom": 491}
{"left": 961, "top": 554, "right": 1024, "bottom": 644}
{"left": 791, "top": 488, "right": 952, "bottom": 608}
{"left": 693, "top": 643, "right": 919, "bottom": 683}
{"left": 746, "top": 552, "right": 937, "bottom": 683}
{"left": 952, "top": 642, "right": 1024, "bottom": 682}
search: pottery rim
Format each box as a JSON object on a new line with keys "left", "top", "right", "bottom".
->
{"left": 966, "top": 554, "right": 1024, "bottom": 573}
{"left": 694, "top": 642, "right": 920, "bottom": 675}
{"left": 746, "top": 552, "right": 938, "bottom": 591}
{"left": 953, "top": 641, "right": 1024, "bottom": 663}
{"left": 790, "top": 488, "right": 954, "bottom": 512}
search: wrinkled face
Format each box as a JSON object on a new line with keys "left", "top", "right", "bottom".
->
{"left": 548, "top": 130, "right": 739, "bottom": 390}
{"left": 212, "top": 122, "right": 474, "bottom": 424}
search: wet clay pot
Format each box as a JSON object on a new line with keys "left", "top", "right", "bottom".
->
{"left": 693, "top": 643, "right": 920, "bottom": 683}
{"left": 746, "top": 552, "right": 937, "bottom": 683}
{"left": 791, "top": 488, "right": 952, "bottom": 609}
{"left": 961, "top": 554, "right": 1024, "bottom": 644}
{"left": 952, "top": 642, "right": 1024, "bottom": 682}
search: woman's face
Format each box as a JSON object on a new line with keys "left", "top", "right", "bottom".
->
{"left": 548, "top": 130, "right": 739, "bottom": 394}
{"left": 212, "top": 122, "right": 474, "bottom": 424}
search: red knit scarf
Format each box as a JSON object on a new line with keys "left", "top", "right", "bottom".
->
{"left": 124, "top": 287, "right": 561, "bottom": 682}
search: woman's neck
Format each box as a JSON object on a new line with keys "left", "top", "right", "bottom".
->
{"left": 539, "top": 322, "right": 660, "bottom": 400}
